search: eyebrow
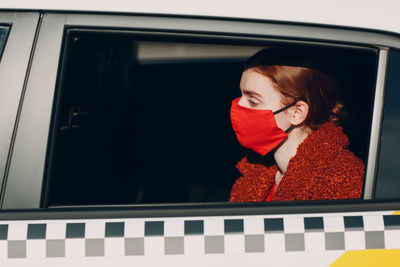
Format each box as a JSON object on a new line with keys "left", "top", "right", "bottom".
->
{"left": 242, "top": 89, "right": 263, "bottom": 98}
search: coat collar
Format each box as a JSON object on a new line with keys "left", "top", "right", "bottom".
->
{"left": 235, "top": 122, "right": 350, "bottom": 201}
{"left": 289, "top": 122, "right": 349, "bottom": 167}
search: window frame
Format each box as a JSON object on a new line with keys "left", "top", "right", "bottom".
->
{"left": 0, "top": 12, "right": 39, "bottom": 205}
{"left": 1, "top": 200, "right": 400, "bottom": 220}
{"left": 0, "top": 11, "right": 396, "bottom": 210}
{"left": 374, "top": 49, "right": 400, "bottom": 199}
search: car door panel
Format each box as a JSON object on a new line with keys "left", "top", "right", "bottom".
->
{"left": 0, "top": 208, "right": 399, "bottom": 265}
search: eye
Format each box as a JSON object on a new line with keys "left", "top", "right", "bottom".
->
{"left": 247, "top": 96, "right": 260, "bottom": 107}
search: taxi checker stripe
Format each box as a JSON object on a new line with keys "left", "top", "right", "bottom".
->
{"left": 0, "top": 215, "right": 399, "bottom": 258}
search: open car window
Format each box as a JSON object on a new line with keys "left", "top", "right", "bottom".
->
{"left": 41, "top": 29, "right": 378, "bottom": 207}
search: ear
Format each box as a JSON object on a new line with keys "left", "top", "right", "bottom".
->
{"left": 289, "top": 100, "right": 309, "bottom": 126}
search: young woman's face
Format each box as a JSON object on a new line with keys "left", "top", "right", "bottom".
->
{"left": 238, "top": 69, "right": 292, "bottom": 130}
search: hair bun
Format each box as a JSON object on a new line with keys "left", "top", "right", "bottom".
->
{"left": 329, "top": 101, "right": 346, "bottom": 124}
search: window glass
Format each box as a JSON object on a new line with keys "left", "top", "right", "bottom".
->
{"left": 375, "top": 50, "right": 400, "bottom": 199}
{"left": 0, "top": 26, "right": 10, "bottom": 61}
{"left": 45, "top": 31, "right": 377, "bottom": 206}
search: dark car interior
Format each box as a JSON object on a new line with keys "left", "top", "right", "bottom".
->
{"left": 43, "top": 31, "right": 378, "bottom": 206}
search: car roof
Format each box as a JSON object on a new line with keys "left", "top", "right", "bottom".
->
{"left": 1, "top": 0, "right": 400, "bottom": 35}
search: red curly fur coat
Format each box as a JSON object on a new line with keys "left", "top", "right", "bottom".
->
{"left": 230, "top": 122, "right": 364, "bottom": 202}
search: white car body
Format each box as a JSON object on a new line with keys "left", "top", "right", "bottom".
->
{"left": 0, "top": 1, "right": 400, "bottom": 266}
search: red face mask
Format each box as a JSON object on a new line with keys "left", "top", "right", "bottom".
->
{"left": 230, "top": 97, "right": 295, "bottom": 156}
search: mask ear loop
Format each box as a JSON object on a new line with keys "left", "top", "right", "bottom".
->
{"left": 285, "top": 125, "right": 294, "bottom": 133}
{"left": 272, "top": 101, "right": 297, "bottom": 115}
{"left": 272, "top": 101, "right": 297, "bottom": 133}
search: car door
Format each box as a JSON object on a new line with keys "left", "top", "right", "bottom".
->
{"left": 0, "top": 11, "right": 399, "bottom": 266}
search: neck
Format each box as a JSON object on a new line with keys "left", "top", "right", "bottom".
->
{"left": 273, "top": 126, "right": 312, "bottom": 185}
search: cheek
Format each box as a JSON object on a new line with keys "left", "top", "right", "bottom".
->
{"left": 274, "top": 111, "right": 292, "bottom": 130}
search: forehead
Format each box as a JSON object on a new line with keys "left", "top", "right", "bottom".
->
{"left": 240, "top": 69, "right": 272, "bottom": 85}
{"left": 240, "top": 69, "right": 284, "bottom": 108}
{"left": 240, "top": 69, "right": 278, "bottom": 95}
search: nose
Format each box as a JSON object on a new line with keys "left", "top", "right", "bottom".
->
{"left": 237, "top": 97, "right": 247, "bottom": 107}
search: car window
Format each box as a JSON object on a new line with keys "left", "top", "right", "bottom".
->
{"left": 43, "top": 30, "right": 378, "bottom": 207}
{"left": 0, "top": 26, "right": 9, "bottom": 61}
{"left": 375, "top": 49, "right": 400, "bottom": 199}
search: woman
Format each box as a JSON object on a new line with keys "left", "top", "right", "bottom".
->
{"left": 229, "top": 48, "right": 364, "bottom": 202}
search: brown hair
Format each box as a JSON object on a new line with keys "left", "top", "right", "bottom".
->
{"left": 244, "top": 51, "right": 345, "bottom": 130}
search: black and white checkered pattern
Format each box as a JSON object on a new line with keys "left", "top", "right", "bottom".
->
{"left": 0, "top": 213, "right": 399, "bottom": 258}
